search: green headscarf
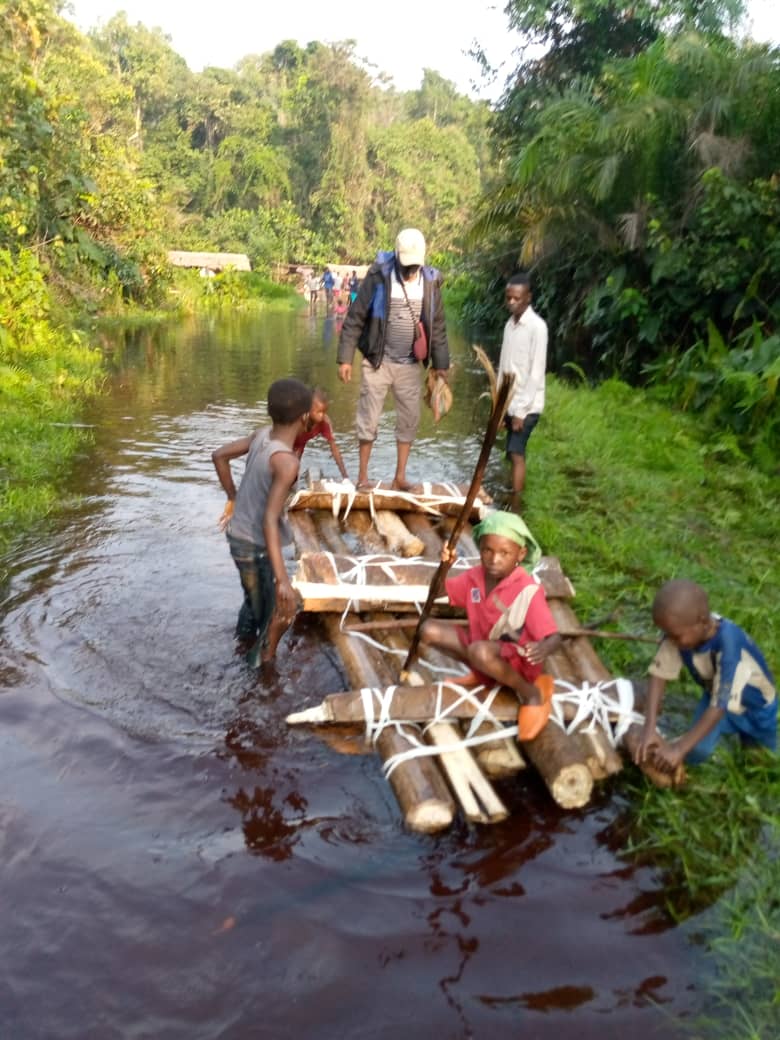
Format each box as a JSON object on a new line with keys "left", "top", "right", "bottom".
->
{"left": 472, "top": 511, "right": 542, "bottom": 568}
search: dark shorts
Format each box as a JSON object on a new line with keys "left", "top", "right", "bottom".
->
{"left": 505, "top": 412, "right": 540, "bottom": 457}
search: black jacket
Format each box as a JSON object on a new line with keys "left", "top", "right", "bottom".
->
{"left": 337, "top": 253, "right": 450, "bottom": 370}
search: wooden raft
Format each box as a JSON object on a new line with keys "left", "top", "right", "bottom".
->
{"left": 285, "top": 486, "right": 679, "bottom": 833}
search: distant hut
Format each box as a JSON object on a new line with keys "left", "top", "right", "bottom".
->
{"left": 167, "top": 251, "right": 251, "bottom": 274}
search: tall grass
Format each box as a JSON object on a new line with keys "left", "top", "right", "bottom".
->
{"left": 511, "top": 375, "right": 779, "bottom": 1039}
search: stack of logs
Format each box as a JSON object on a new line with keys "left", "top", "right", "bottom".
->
{"left": 286, "top": 484, "right": 675, "bottom": 834}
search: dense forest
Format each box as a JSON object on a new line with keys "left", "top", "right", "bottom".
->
{"left": 1, "top": 0, "right": 778, "bottom": 536}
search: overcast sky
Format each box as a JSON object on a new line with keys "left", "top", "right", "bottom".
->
{"left": 65, "top": 0, "right": 779, "bottom": 100}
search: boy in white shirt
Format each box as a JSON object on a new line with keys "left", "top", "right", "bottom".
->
{"left": 497, "top": 273, "right": 549, "bottom": 511}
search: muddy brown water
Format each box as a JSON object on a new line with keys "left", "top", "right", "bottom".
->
{"left": 0, "top": 310, "right": 703, "bottom": 1038}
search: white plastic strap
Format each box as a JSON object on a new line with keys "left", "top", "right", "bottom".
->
{"left": 548, "top": 677, "right": 644, "bottom": 746}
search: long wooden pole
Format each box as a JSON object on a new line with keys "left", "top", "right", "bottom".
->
{"left": 346, "top": 616, "right": 657, "bottom": 643}
{"left": 401, "top": 372, "right": 515, "bottom": 677}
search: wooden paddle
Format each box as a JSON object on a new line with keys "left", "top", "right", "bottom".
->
{"left": 400, "top": 371, "right": 515, "bottom": 679}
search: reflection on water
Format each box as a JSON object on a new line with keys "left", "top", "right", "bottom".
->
{"left": 0, "top": 309, "right": 701, "bottom": 1037}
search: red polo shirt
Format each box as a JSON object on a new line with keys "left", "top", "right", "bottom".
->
{"left": 446, "top": 564, "right": 557, "bottom": 681}
{"left": 293, "top": 418, "right": 335, "bottom": 457}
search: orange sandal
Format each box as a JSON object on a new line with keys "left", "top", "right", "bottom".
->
{"left": 443, "top": 670, "right": 483, "bottom": 688}
{"left": 517, "top": 674, "right": 554, "bottom": 742}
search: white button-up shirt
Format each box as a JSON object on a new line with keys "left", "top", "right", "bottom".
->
{"left": 497, "top": 305, "right": 549, "bottom": 419}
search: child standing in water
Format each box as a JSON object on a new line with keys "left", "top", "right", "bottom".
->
{"left": 293, "top": 388, "right": 350, "bottom": 481}
{"left": 634, "top": 579, "right": 777, "bottom": 772}
{"left": 420, "top": 511, "right": 561, "bottom": 740}
{"left": 212, "top": 378, "right": 312, "bottom": 666}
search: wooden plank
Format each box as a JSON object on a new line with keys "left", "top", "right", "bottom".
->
{"left": 292, "top": 552, "right": 573, "bottom": 611}
{"left": 426, "top": 721, "right": 509, "bottom": 824}
{"left": 288, "top": 482, "right": 488, "bottom": 521}
{"left": 286, "top": 684, "right": 522, "bottom": 726}
{"left": 318, "top": 613, "right": 456, "bottom": 833}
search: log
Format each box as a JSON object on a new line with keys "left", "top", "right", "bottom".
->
{"left": 397, "top": 512, "right": 444, "bottom": 560}
{"left": 368, "top": 615, "right": 510, "bottom": 824}
{"left": 343, "top": 510, "right": 392, "bottom": 555}
{"left": 289, "top": 510, "right": 322, "bottom": 555}
{"left": 296, "top": 552, "right": 440, "bottom": 589}
{"left": 286, "top": 684, "right": 523, "bottom": 726}
{"left": 378, "top": 723, "right": 457, "bottom": 833}
{"left": 463, "top": 718, "right": 526, "bottom": 779}
{"left": 288, "top": 482, "right": 488, "bottom": 521}
{"left": 292, "top": 581, "right": 447, "bottom": 614}
{"left": 377, "top": 624, "right": 525, "bottom": 782}
{"left": 425, "top": 721, "right": 509, "bottom": 823}
{"left": 546, "top": 640, "right": 623, "bottom": 779}
{"left": 342, "top": 615, "right": 653, "bottom": 643}
{"left": 535, "top": 557, "right": 576, "bottom": 600}
{"left": 549, "top": 598, "right": 684, "bottom": 788}
{"left": 520, "top": 721, "right": 594, "bottom": 809}
{"left": 319, "top": 614, "right": 457, "bottom": 833}
{"left": 312, "top": 511, "right": 349, "bottom": 554}
{"left": 373, "top": 510, "right": 426, "bottom": 558}
{"left": 432, "top": 516, "right": 480, "bottom": 560}
{"left": 293, "top": 553, "right": 574, "bottom": 613}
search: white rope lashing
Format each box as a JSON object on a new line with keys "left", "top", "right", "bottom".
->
{"left": 289, "top": 480, "right": 489, "bottom": 523}
{"left": 352, "top": 677, "right": 644, "bottom": 776}
{"left": 357, "top": 681, "right": 523, "bottom": 778}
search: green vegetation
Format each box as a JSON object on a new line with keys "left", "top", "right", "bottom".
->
{"left": 470, "top": 2, "right": 779, "bottom": 469}
{"left": 519, "top": 375, "right": 779, "bottom": 1040}
{"left": 0, "top": 248, "right": 102, "bottom": 558}
{"left": 624, "top": 752, "right": 779, "bottom": 1039}
{"left": 1, "top": 0, "right": 488, "bottom": 543}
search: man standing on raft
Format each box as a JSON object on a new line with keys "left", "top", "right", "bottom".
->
{"left": 337, "top": 228, "right": 450, "bottom": 491}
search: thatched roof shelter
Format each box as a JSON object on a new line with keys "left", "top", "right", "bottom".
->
{"left": 167, "top": 251, "right": 251, "bottom": 272}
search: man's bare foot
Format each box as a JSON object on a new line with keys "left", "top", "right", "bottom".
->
{"left": 356, "top": 479, "right": 375, "bottom": 492}
{"left": 391, "top": 476, "right": 414, "bottom": 491}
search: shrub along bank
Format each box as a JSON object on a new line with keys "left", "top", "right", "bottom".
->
{"left": 0, "top": 249, "right": 102, "bottom": 567}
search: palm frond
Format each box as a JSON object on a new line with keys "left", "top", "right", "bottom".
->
{"left": 472, "top": 344, "right": 497, "bottom": 406}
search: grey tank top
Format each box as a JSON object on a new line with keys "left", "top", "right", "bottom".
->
{"left": 227, "top": 428, "right": 297, "bottom": 549}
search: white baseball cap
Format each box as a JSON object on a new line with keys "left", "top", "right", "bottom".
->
{"left": 395, "top": 228, "right": 426, "bottom": 266}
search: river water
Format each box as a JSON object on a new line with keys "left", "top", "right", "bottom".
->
{"left": 0, "top": 309, "right": 701, "bottom": 1038}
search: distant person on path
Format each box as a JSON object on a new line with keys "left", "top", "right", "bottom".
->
{"left": 633, "top": 579, "right": 777, "bottom": 772}
{"left": 337, "top": 228, "right": 450, "bottom": 491}
{"left": 332, "top": 270, "right": 343, "bottom": 297}
{"left": 322, "top": 268, "right": 335, "bottom": 310}
{"left": 497, "top": 273, "right": 549, "bottom": 512}
{"left": 348, "top": 270, "right": 360, "bottom": 303}
{"left": 211, "top": 379, "right": 312, "bottom": 667}
{"left": 420, "top": 511, "right": 561, "bottom": 741}
{"left": 307, "top": 272, "right": 321, "bottom": 314}
{"left": 293, "top": 387, "right": 350, "bottom": 481}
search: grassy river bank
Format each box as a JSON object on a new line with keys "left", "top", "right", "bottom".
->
{"left": 2, "top": 278, "right": 777, "bottom": 1037}
{"left": 523, "top": 376, "right": 778, "bottom": 1040}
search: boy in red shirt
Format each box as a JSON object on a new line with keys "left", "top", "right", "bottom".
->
{"left": 293, "top": 387, "right": 350, "bottom": 481}
{"left": 420, "top": 511, "right": 561, "bottom": 740}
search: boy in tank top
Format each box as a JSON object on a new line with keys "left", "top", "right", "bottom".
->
{"left": 212, "top": 379, "right": 312, "bottom": 666}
